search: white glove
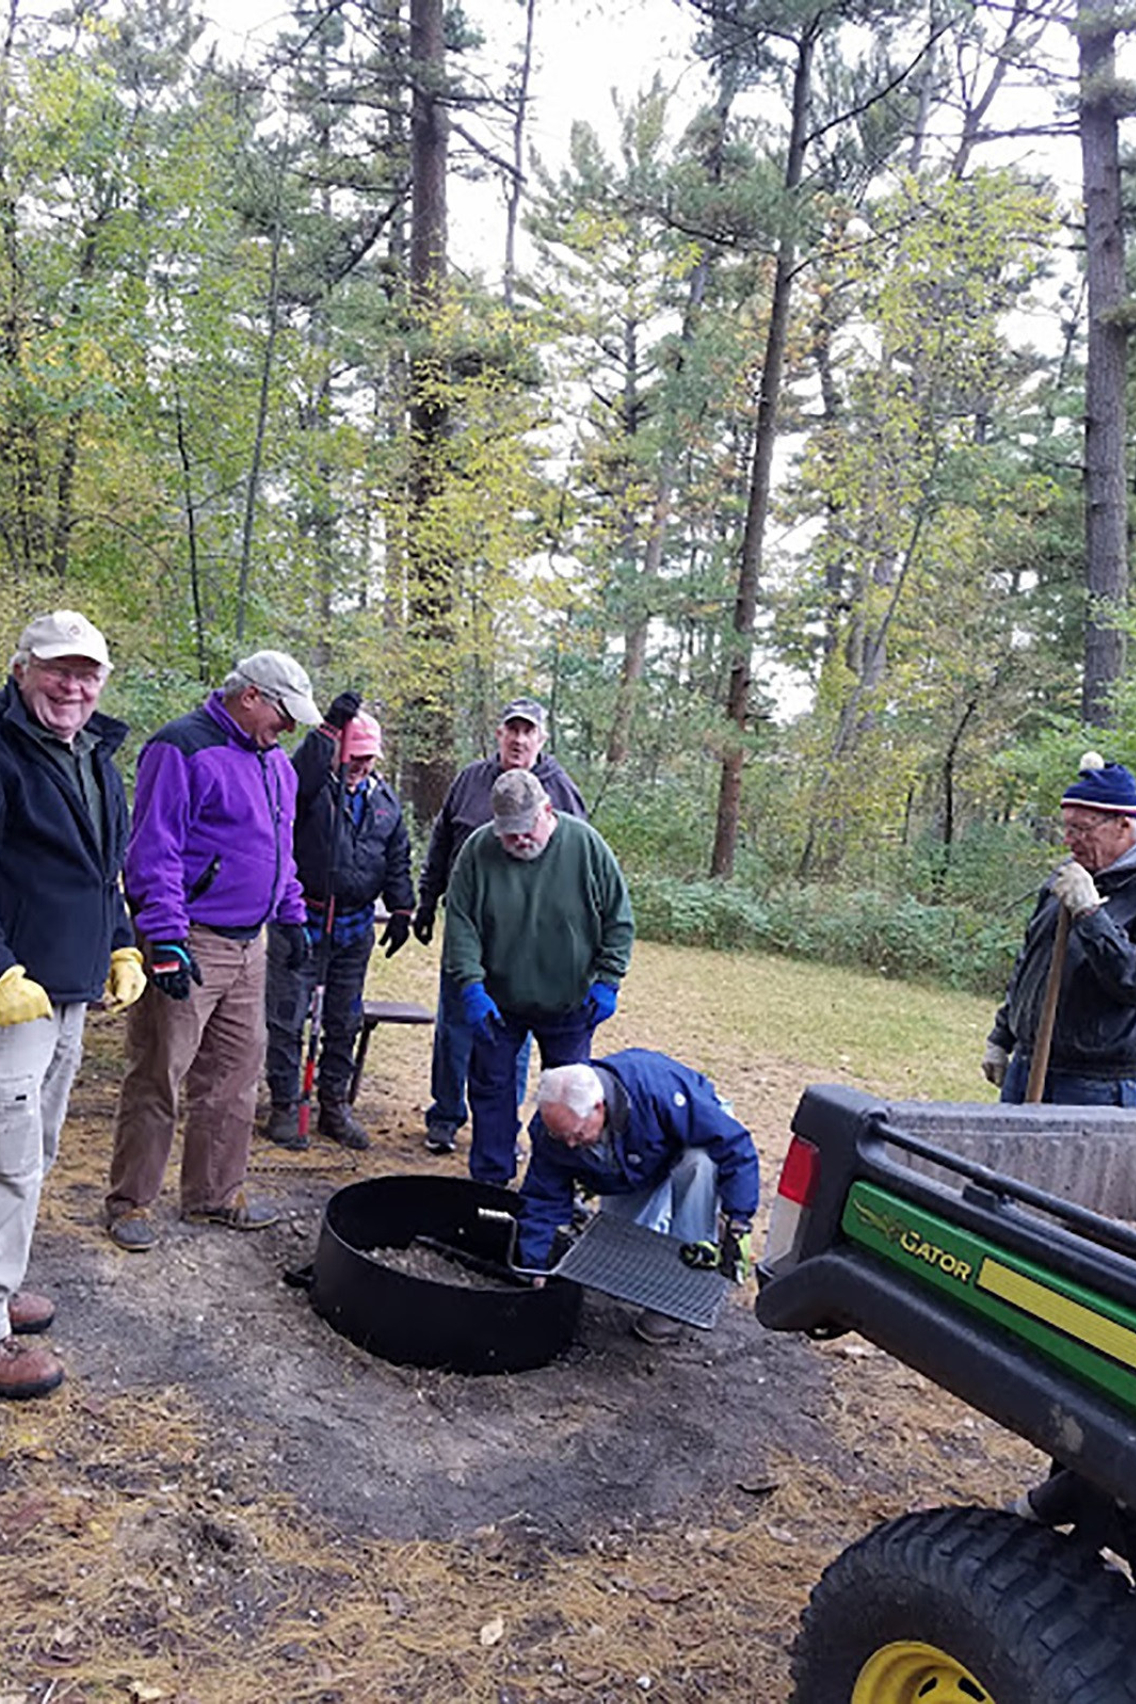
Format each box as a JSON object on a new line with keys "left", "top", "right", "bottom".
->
{"left": 982, "top": 1040, "right": 1009, "bottom": 1087}
{"left": 1052, "top": 862, "right": 1102, "bottom": 918}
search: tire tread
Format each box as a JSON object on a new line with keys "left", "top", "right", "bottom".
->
{"left": 789, "top": 1506, "right": 1136, "bottom": 1704}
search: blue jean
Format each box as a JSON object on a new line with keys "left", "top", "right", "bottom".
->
{"left": 468, "top": 1004, "right": 594, "bottom": 1186}
{"left": 426, "top": 970, "right": 530, "bottom": 1136}
{"left": 265, "top": 922, "right": 374, "bottom": 1106}
{"left": 1001, "top": 1053, "right": 1136, "bottom": 1106}
{"left": 599, "top": 1146, "right": 719, "bottom": 1243}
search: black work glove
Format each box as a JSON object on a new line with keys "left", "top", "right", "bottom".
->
{"left": 413, "top": 905, "right": 436, "bottom": 946}
{"left": 325, "top": 690, "right": 362, "bottom": 731}
{"left": 380, "top": 912, "right": 411, "bottom": 958}
{"left": 149, "top": 940, "right": 204, "bottom": 1001}
{"left": 680, "top": 1221, "right": 753, "bottom": 1285}
{"left": 279, "top": 922, "right": 312, "bottom": 972}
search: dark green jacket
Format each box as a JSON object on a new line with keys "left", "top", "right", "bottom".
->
{"left": 442, "top": 813, "right": 633, "bottom": 1013}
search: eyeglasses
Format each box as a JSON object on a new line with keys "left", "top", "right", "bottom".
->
{"left": 29, "top": 659, "right": 106, "bottom": 691}
{"left": 257, "top": 688, "right": 294, "bottom": 725}
{"left": 1062, "top": 815, "right": 1124, "bottom": 841}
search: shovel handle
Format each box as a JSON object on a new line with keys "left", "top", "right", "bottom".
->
{"left": 1025, "top": 904, "right": 1070, "bottom": 1103}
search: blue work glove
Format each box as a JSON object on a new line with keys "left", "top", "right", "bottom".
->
{"left": 149, "top": 941, "right": 204, "bottom": 1001}
{"left": 461, "top": 981, "right": 502, "bottom": 1042}
{"left": 379, "top": 912, "right": 411, "bottom": 958}
{"left": 279, "top": 922, "right": 312, "bottom": 972}
{"left": 585, "top": 981, "right": 618, "bottom": 1026}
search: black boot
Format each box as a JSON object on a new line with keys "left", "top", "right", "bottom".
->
{"left": 265, "top": 1104, "right": 308, "bottom": 1151}
{"left": 317, "top": 1100, "right": 370, "bottom": 1151}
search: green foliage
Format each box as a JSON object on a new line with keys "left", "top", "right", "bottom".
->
{"left": 629, "top": 873, "right": 1025, "bottom": 996}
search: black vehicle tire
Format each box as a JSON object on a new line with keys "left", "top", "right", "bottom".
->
{"left": 789, "top": 1506, "right": 1136, "bottom": 1704}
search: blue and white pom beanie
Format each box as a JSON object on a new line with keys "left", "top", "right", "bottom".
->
{"left": 1061, "top": 751, "right": 1136, "bottom": 815}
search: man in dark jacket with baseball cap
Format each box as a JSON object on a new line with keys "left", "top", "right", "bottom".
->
{"left": 413, "top": 697, "right": 587, "bottom": 1156}
{"left": 263, "top": 692, "right": 416, "bottom": 1152}
{"left": 105, "top": 650, "right": 319, "bottom": 1252}
{"left": 0, "top": 609, "right": 143, "bottom": 1398}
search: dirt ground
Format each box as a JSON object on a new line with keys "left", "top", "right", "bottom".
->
{"left": 0, "top": 943, "right": 1044, "bottom": 1703}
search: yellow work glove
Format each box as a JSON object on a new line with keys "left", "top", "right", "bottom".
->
{"left": 0, "top": 963, "right": 52, "bottom": 1026}
{"left": 104, "top": 946, "right": 146, "bottom": 1012}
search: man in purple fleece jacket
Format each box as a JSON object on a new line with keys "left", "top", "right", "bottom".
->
{"left": 105, "top": 651, "right": 320, "bottom": 1252}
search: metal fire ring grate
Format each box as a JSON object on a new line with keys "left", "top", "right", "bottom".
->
{"left": 549, "top": 1213, "right": 730, "bottom": 1329}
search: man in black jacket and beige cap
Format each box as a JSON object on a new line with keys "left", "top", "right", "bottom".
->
{"left": 985, "top": 751, "right": 1136, "bottom": 1104}
{"left": 0, "top": 609, "right": 143, "bottom": 1398}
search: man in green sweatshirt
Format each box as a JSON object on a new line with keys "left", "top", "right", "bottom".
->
{"left": 441, "top": 768, "right": 634, "bottom": 1185}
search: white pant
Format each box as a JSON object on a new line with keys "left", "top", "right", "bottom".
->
{"left": 598, "top": 1146, "right": 719, "bottom": 1243}
{"left": 0, "top": 1004, "right": 86, "bottom": 1338}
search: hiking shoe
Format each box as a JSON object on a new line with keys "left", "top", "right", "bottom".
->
{"left": 264, "top": 1103, "right": 308, "bottom": 1151}
{"left": 424, "top": 1125, "right": 457, "bottom": 1156}
{"left": 9, "top": 1290, "right": 55, "bottom": 1335}
{"left": 317, "top": 1100, "right": 370, "bottom": 1151}
{"left": 107, "top": 1208, "right": 158, "bottom": 1253}
{"left": 632, "top": 1309, "right": 683, "bottom": 1347}
{"left": 0, "top": 1335, "right": 64, "bottom": 1400}
{"left": 183, "top": 1189, "right": 280, "bottom": 1231}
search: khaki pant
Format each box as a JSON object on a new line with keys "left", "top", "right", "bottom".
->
{"left": 107, "top": 925, "right": 266, "bottom": 1218}
{"left": 0, "top": 1002, "right": 86, "bottom": 1337}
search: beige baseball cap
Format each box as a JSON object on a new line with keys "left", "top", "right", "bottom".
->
{"left": 18, "top": 609, "right": 111, "bottom": 670}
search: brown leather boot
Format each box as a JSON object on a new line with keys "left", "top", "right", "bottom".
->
{"left": 9, "top": 1290, "right": 54, "bottom": 1334}
{"left": 0, "top": 1335, "right": 64, "bottom": 1399}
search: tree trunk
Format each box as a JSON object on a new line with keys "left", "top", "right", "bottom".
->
{"left": 1078, "top": 0, "right": 1127, "bottom": 726}
{"left": 237, "top": 216, "right": 282, "bottom": 645}
{"left": 403, "top": 0, "right": 454, "bottom": 830}
{"left": 605, "top": 67, "right": 733, "bottom": 769}
{"left": 710, "top": 19, "right": 817, "bottom": 878}
{"left": 503, "top": 0, "right": 536, "bottom": 311}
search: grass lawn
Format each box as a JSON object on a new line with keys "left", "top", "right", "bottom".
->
{"left": 378, "top": 932, "right": 1000, "bottom": 1126}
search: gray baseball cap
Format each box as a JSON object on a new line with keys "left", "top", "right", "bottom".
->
{"left": 492, "top": 768, "right": 548, "bottom": 835}
{"left": 236, "top": 650, "right": 321, "bottom": 725}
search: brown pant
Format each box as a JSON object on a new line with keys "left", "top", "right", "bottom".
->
{"left": 107, "top": 925, "right": 267, "bottom": 1217}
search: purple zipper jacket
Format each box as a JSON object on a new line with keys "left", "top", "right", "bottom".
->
{"left": 124, "top": 691, "right": 305, "bottom": 941}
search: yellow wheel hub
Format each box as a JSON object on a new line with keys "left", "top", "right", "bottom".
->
{"left": 852, "top": 1640, "right": 992, "bottom": 1702}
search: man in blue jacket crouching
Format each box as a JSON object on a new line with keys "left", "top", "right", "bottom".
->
{"left": 516, "top": 1049, "right": 759, "bottom": 1345}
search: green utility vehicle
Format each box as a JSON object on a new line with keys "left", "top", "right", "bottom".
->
{"left": 757, "top": 1084, "right": 1136, "bottom": 1704}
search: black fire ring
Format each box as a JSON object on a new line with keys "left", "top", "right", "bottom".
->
{"left": 300, "top": 1174, "right": 581, "bottom": 1374}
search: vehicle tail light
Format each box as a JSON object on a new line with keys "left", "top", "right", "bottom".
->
{"left": 778, "top": 1135, "right": 821, "bottom": 1207}
{"left": 763, "top": 1136, "right": 821, "bottom": 1272}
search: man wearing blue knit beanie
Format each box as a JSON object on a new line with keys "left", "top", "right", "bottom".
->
{"left": 984, "top": 752, "right": 1136, "bottom": 1103}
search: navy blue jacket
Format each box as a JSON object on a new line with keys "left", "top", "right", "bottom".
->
{"left": 517, "top": 1048, "right": 760, "bottom": 1268}
{"left": 291, "top": 729, "right": 415, "bottom": 915}
{"left": 0, "top": 675, "right": 132, "bottom": 1002}
{"left": 417, "top": 752, "right": 586, "bottom": 913}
